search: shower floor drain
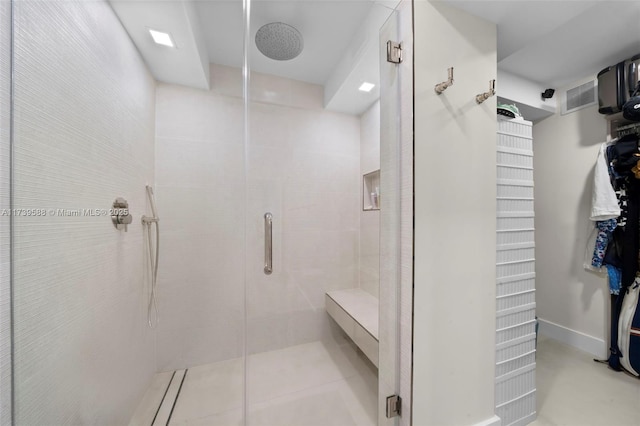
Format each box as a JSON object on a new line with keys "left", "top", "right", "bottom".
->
{"left": 151, "top": 369, "right": 187, "bottom": 426}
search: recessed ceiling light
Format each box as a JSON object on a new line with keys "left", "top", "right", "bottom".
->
{"left": 149, "top": 29, "right": 175, "bottom": 47}
{"left": 359, "top": 82, "right": 375, "bottom": 92}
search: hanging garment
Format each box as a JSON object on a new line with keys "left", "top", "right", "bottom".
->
{"left": 621, "top": 181, "right": 640, "bottom": 289}
{"left": 609, "top": 134, "right": 640, "bottom": 178}
{"left": 592, "top": 219, "right": 617, "bottom": 268}
{"left": 599, "top": 133, "right": 640, "bottom": 375}
{"left": 584, "top": 226, "right": 606, "bottom": 274}
{"left": 606, "top": 265, "right": 622, "bottom": 295}
{"left": 591, "top": 142, "right": 621, "bottom": 221}
{"left": 616, "top": 277, "right": 640, "bottom": 376}
{"left": 615, "top": 187, "right": 629, "bottom": 227}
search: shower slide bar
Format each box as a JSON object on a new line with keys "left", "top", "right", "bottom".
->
{"left": 142, "top": 185, "right": 160, "bottom": 327}
{"left": 264, "top": 212, "right": 273, "bottom": 275}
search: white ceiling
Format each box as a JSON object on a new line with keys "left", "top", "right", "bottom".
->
{"left": 110, "top": 0, "right": 640, "bottom": 115}
{"left": 111, "top": 0, "right": 211, "bottom": 89}
{"left": 110, "top": 0, "right": 394, "bottom": 114}
{"left": 442, "top": 0, "right": 640, "bottom": 88}
{"left": 196, "top": 0, "right": 375, "bottom": 85}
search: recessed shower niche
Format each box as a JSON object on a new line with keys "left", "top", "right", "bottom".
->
{"left": 363, "top": 169, "right": 381, "bottom": 211}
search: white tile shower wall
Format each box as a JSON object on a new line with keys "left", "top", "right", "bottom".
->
{"left": 360, "top": 101, "right": 380, "bottom": 299}
{"left": 12, "top": 1, "right": 156, "bottom": 424}
{"left": 154, "top": 80, "right": 245, "bottom": 370}
{"left": 0, "top": 1, "right": 11, "bottom": 424}
{"left": 155, "top": 64, "right": 361, "bottom": 369}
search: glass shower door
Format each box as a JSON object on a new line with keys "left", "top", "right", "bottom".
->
{"left": 243, "top": 1, "right": 404, "bottom": 425}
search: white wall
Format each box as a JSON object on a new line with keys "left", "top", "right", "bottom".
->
{"left": 155, "top": 64, "right": 361, "bottom": 370}
{"left": 497, "top": 69, "right": 556, "bottom": 122}
{"left": 497, "top": 70, "right": 556, "bottom": 113}
{"left": 413, "top": 1, "right": 498, "bottom": 425}
{"left": 11, "top": 1, "right": 157, "bottom": 424}
{"left": 534, "top": 75, "right": 609, "bottom": 357}
{"left": 0, "top": 0, "right": 11, "bottom": 424}
{"left": 360, "top": 101, "right": 380, "bottom": 298}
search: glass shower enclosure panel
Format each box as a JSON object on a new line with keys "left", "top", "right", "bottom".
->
{"left": 244, "top": 1, "right": 402, "bottom": 425}
{"left": 378, "top": 6, "right": 406, "bottom": 425}
{"left": 7, "top": 0, "right": 405, "bottom": 424}
{"left": 10, "top": 0, "right": 248, "bottom": 424}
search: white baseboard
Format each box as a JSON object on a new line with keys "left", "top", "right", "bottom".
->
{"left": 510, "top": 412, "right": 537, "bottom": 426}
{"left": 537, "top": 318, "right": 607, "bottom": 359}
{"left": 474, "top": 415, "right": 501, "bottom": 426}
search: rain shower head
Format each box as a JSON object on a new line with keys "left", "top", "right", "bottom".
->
{"left": 255, "top": 22, "right": 303, "bottom": 61}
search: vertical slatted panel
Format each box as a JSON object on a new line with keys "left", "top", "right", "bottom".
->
{"left": 496, "top": 117, "right": 537, "bottom": 426}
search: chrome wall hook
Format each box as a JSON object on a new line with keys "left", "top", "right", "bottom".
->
{"left": 435, "top": 67, "right": 454, "bottom": 94}
{"left": 476, "top": 79, "right": 496, "bottom": 104}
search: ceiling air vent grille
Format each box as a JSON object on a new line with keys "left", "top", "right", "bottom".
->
{"left": 562, "top": 80, "right": 597, "bottom": 114}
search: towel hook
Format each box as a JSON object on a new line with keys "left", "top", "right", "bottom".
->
{"left": 435, "top": 67, "right": 454, "bottom": 94}
{"left": 476, "top": 79, "right": 496, "bottom": 104}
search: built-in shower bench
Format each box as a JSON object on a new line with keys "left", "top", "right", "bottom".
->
{"left": 325, "top": 289, "right": 379, "bottom": 367}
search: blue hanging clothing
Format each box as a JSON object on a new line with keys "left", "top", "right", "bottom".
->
{"left": 592, "top": 218, "right": 618, "bottom": 268}
{"left": 605, "top": 264, "right": 622, "bottom": 295}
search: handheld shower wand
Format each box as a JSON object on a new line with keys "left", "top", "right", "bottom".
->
{"left": 146, "top": 185, "right": 158, "bottom": 219}
{"left": 142, "top": 185, "right": 160, "bottom": 327}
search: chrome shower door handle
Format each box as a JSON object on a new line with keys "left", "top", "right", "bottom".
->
{"left": 264, "top": 212, "right": 273, "bottom": 275}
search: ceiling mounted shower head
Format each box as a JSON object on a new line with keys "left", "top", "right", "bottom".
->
{"left": 255, "top": 22, "right": 304, "bottom": 61}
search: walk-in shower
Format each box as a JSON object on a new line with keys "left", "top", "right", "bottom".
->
{"left": 5, "top": 0, "right": 408, "bottom": 424}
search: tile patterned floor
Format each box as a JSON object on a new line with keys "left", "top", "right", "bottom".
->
{"left": 531, "top": 335, "right": 640, "bottom": 426}
{"left": 132, "top": 335, "right": 640, "bottom": 426}
{"left": 130, "top": 340, "right": 377, "bottom": 426}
